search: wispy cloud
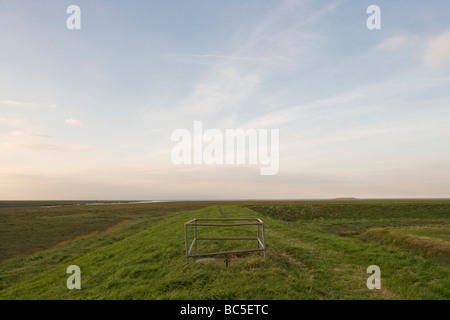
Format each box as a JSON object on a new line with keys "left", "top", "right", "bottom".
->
{"left": 11, "top": 130, "right": 52, "bottom": 138}
{"left": 159, "top": 1, "right": 341, "bottom": 125}
{"left": 65, "top": 118, "right": 82, "bottom": 126}
{"left": 2, "top": 141, "right": 95, "bottom": 152}
{"left": 178, "top": 66, "right": 261, "bottom": 115}
{"left": 1, "top": 100, "right": 57, "bottom": 108}
{"left": 10, "top": 142, "right": 62, "bottom": 151}
{"left": 0, "top": 117, "right": 32, "bottom": 126}
{"left": 0, "top": 119, "right": 52, "bottom": 140}
{"left": 424, "top": 30, "right": 450, "bottom": 67}
{"left": 165, "top": 53, "right": 270, "bottom": 61}
{"left": 377, "top": 35, "right": 417, "bottom": 50}
{"left": 244, "top": 90, "right": 364, "bottom": 129}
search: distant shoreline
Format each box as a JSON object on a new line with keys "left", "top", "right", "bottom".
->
{"left": 1, "top": 198, "right": 449, "bottom": 208}
{"left": 0, "top": 200, "right": 167, "bottom": 208}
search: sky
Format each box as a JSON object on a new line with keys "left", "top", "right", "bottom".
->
{"left": 1, "top": 0, "right": 449, "bottom": 200}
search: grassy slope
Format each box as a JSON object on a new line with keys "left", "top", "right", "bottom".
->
{"left": 1, "top": 202, "right": 449, "bottom": 299}
{"left": 0, "top": 202, "right": 211, "bottom": 261}
{"left": 246, "top": 200, "right": 450, "bottom": 235}
{"left": 359, "top": 226, "right": 450, "bottom": 265}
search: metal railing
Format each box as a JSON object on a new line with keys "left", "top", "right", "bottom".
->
{"left": 184, "top": 218, "right": 266, "bottom": 263}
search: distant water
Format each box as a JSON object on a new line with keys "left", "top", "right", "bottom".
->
{"left": 41, "top": 200, "right": 168, "bottom": 208}
{"left": 0, "top": 200, "right": 168, "bottom": 208}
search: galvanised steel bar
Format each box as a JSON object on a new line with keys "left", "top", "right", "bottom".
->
{"left": 184, "top": 222, "right": 189, "bottom": 263}
{"left": 257, "top": 238, "right": 264, "bottom": 249}
{"left": 195, "top": 218, "right": 260, "bottom": 221}
{"left": 194, "top": 223, "right": 197, "bottom": 253}
{"left": 262, "top": 222, "right": 266, "bottom": 260}
{"left": 189, "top": 222, "right": 262, "bottom": 227}
{"left": 197, "top": 237, "right": 259, "bottom": 241}
{"left": 257, "top": 224, "right": 260, "bottom": 248}
{"left": 188, "top": 238, "right": 197, "bottom": 255}
{"left": 189, "top": 248, "right": 266, "bottom": 257}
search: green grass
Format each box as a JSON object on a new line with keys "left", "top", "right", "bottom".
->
{"left": 246, "top": 200, "right": 450, "bottom": 236}
{"left": 395, "top": 226, "right": 450, "bottom": 242}
{"left": 359, "top": 226, "right": 450, "bottom": 265}
{"left": 0, "top": 202, "right": 211, "bottom": 261}
{"left": 0, "top": 200, "right": 449, "bottom": 299}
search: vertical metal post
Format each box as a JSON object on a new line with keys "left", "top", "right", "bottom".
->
{"left": 262, "top": 222, "right": 267, "bottom": 260}
{"left": 257, "top": 224, "right": 260, "bottom": 248}
{"left": 184, "top": 223, "right": 189, "bottom": 263}
{"left": 194, "top": 223, "right": 197, "bottom": 253}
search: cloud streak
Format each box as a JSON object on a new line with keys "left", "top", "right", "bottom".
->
{"left": 0, "top": 118, "right": 32, "bottom": 126}
{"left": 377, "top": 35, "right": 417, "bottom": 50}
{"left": 156, "top": 1, "right": 341, "bottom": 128}
{"left": 65, "top": 119, "right": 82, "bottom": 126}
{"left": 1, "top": 100, "right": 57, "bottom": 108}
{"left": 11, "top": 130, "right": 52, "bottom": 138}
{"left": 424, "top": 30, "right": 450, "bottom": 67}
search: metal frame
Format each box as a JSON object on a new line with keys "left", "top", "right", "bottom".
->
{"left": 184, "top": 218, "right": 266, "bottom": 263}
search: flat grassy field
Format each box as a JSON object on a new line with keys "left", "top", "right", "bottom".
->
{"left": 0, "top": 200, "right": 449, "bottom": 299}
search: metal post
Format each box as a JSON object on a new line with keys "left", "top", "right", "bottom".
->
{"left": 262, "top": 222, "right": 267, "bottom": 260}
{"left": 257, "top": 224, "right": 260, "bottom": 248}
{"left": 184, "top": 223, "right": 189, "bottom": 263}
{"left": 194, "top": 223, "right": 197, "bottom": 253}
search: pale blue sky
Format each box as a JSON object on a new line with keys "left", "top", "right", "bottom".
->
{"left": 1, "top": 0, "right": 449, "bottom": 200}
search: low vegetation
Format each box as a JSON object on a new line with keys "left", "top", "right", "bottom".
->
{"left": 0, "top": 200, "right": 448, "bottom": 299}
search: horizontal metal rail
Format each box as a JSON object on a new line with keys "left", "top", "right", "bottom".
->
{"left": 194, "top": 218, "right": 262, "bottom": 221}
{"left": 188, "top": 222, "right": 262, "bottom": 227}
{"left": 196, "top": 237, "right": 259, "bottom": 241}
{"left": 189, "top": 248, "right": 266, "bottom": 258}
{"left": 186, "top": 218, "right": 263, "bottom": 223}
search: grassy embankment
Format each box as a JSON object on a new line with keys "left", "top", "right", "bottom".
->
{"left": 0, "top": 200, "right": 448, "bottom": 299}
